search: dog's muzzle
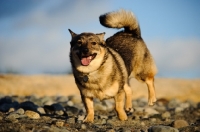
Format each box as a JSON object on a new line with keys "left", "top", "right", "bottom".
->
{"left": 78, "top": 48, "right": 97, "bottom": 66}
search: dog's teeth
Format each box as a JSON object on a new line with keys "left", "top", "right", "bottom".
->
{"left": 88, "top": 56, "right": 92, "bottom": 59}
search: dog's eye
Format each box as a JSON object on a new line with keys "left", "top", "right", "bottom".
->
{"left": 77, "top": 41, "right": 82, "bottom": 46}
{"left": 91, "top": 42, "right": 96, "bottom": 45}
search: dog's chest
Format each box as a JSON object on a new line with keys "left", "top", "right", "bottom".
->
{"left": 76, "top": 74, "right": 119, "bottom": 100}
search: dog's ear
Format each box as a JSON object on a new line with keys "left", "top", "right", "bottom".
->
{"left": 68, "top": 29, "right": 77, "bottom": 38}
{"left": 96, "top": 32, "right": 105, "bottom": 42}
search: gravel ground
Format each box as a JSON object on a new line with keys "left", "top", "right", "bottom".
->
{"left": 0, "top": 95, "right": 200, "bottom": 132}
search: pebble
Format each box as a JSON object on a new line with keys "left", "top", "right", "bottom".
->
{"left": 37, "top": 107, "right": 46, "bottom": 114}
{"left": 175, "top": 107, "right": 184, "bottom": 113}
{"left": 137, "top": 97, "right": 148, "bottom": 107}
{"left": 56, "top": 96, "right": 69, "bottom": 103}
{"left": 8, "top": 107, "right": 15, "bottom": 113}
{"left": 0, "top": 95, "right": 199, "bottom": 131}
{"left": 167, "top": 99, "right": 180, "bottom": 109}
{"left": 15, "top": 108, "right": 25, "bottom": 115}
{"left": 95, "top": 118, "right": 107, "bottom": 125}
{"left": 106, "top": 129, "right": 115, "bottom": 132}
{"left": 77, "top": 115, "right": 85, "bottom": 121}
{"left": 68, "top": 95, "right": 82, "bottom": 104}
{"left": 149, "top": 125, "right": 179, "bottom": 132}
{"left": 67, "top": 101, "right": 74, "bottom": 106}
{"left": 150, "top": 118, "right": 157, "bottom": 122}
{"left": 172, "top": 119, "right": 189, "bottom": 128}
{"left": 67, "top": 117, "right": 75, "bottom": 124}
{"left": 55, "top": 120, "right": 65, "bottom": 127}
{"left": 94, "top": 104, "right": 107, "bottom": 111}
{"left": 81, "top": 124, "right": 87, "bottom": 130}
{"left": 25, "top": 110, "right": 40, "bottom": 119}
{"left": 144, "top": 107, "right": 159, "bottom": 116}
{"left": 6, "top": 113, "right": 20, "bottom": 119}
{"left": 55, "top": 110, "right": 64, "bottom": 116}
{"left": 161, "top": 111, "right": 171, "bottom": 119}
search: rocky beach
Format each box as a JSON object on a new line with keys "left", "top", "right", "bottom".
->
{"left": 0, "top": 74, "right": 200, "bottom": 132}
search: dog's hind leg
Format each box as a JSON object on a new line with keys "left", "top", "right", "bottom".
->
{"left": 124, "top": 84, "right": 133, "bottom": 112}
{"left": 114, "top": 91, "right": 127, "bottom": 121}
{"left": 145, "top": 77, "right": 157, "bottom": 106}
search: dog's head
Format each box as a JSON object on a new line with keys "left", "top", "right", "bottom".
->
{"left": 69, "top": 29, "right": 106, "bottom": 73}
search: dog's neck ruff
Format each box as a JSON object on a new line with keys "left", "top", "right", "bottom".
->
{"left": 79, "top": 49, "right": 108, "bottom": 83}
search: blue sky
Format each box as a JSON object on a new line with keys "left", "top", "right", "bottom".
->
{"left": 0, "top": 0, "right": 200, "bottom": 78}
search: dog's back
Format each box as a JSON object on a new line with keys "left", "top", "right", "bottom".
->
{"left": 99, "top": 9, "right": 157, "bottom": 81}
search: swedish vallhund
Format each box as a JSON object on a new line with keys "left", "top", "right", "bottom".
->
{"left": 69, "top": 9, "right": 157, "bottom": 122}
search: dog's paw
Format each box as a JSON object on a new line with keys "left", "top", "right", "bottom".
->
{"left": 118, "top": 111, "right": 128, "bottom": 121}
{"left": 125, "top": 107, "right": 133, "bottom": 116}
{"left": 83, "top": 115, "right": 94, "bottom": 123}
{"left": 148, "top": 97, "right": 157, "bottom": 106}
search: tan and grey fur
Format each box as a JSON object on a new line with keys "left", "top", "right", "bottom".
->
{"left": 69, "top": 9, "right": 157, "bottom": 123}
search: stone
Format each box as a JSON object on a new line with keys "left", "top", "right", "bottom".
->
{"left": 94, "top": 104, "right": 107, "bottom": 111}
{"left": 95, "top": 118, "right": 107, "bottom": 125}
{"left": 122, "top": 128, "right": 131, "bottom": 132}
{"left": 144, "top": 107, "right": 159, "bottom": 116}
{"left": 0, "top": 102, "right": 19, "bottom": 112}
{"left": 6, "top": 113, "right": 20, "bottom": 119}
{"left": 102, "top": 99, "right": 115, "bottom": 111}
{"left": 150, "top": 118, "right": 157, "bottom": 122}
{"left": 154, "top": 106, "right": 166, "bottom": 112}
{"left": 180, "top": 102, "right": 190, "bottom": 109}
{"left": 106, "top": 129, "right": 115, "bottom": 132}
{"left": 68, "top": 95, "right": 82, "bottom": 104}
{"left": 55, "top": 110, "right": 64, "bottom": 116}
{"left": 43, "top": 105, "right": 55, "bottom": 115}
{"left": 37, "top": 107, "right": 46, "bottom": 114}
{"left": 15, "top": 108, "right": 25, "bottom": 115}
{"left": 77, "top": 115, "right": 85, "bottom": 121}
{"left": 161, "top": 111, "right": 171, "bottom": 119}
{"left": 137, "top": 97, "right": 148, "bottom": 107}
{"left": 175, "top": 107, "right": 184, "bottom": 113}
{"left": 8, "top": 108, "right": 15, "bottom": 113}
{"left": 55, "top": 120, "right": 65, "bottom": 127}
{"left": 81, "top": 124, "right": 87, "bottom": 130}
{"left": 67, "top": 101, "right": 74, "bottom": 106}
{"left": 56, "top": 96, "right": 69, "bottom": 103}
{"left": 20, "top": 101, "right": 38, "bottom": 111}
{"left": 149, "top": 125, "right": 179, "bottom": 132}
{"left": 167, "top": 99, "right": 180, "bottom": 109}
{"left": 99, "top": 115, "right": 109, "bottom": 119}
{"left": 172, "top": 119, "right": 189, "bottom": 128}
{"left": 25, "top": 110, "right": 40, "bottom": 119}
{"left": 65, "top": 106, "right": 79, "bottom": 115}
{"left": 141, "top": 121, "right": 145, "bottom": 126}
{"left": 67, "top": 117, "right": 75, "bottom": 124}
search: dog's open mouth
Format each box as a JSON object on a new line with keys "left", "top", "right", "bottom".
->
{"left": 80, "top": 53, "right": 97, "bottom": 66}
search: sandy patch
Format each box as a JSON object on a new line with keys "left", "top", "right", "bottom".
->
{"left": 0, "top": 74, "right": 199, "bottom": 102}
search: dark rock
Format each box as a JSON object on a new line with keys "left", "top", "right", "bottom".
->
{"left": 148, "top": 125, "right": 179, "bottom": 132}
{"left": 0, "top": 97, "right": 19, "bottom": 112}
{"left": 20, "top": 101, "right": 38, "bottom": 111}
{"left": 65, "top": 106, "right": 79, "bottom": 116}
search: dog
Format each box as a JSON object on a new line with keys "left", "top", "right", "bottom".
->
{"left": 68, "top": 9, "right": 157, "bottom": 123}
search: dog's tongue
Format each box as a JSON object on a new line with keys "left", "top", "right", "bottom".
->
{"left": 81, "top": 56, "right": 92, "bottom": 66}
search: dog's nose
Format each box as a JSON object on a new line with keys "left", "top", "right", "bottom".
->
{"left": 82, "top": 48, "right": 89, "bottom": 54}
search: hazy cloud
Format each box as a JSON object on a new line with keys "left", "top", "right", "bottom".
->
{"left": 148, "top": 38, "right": 200, "bottom": 78}
{"left": 0, "top": 1, "right": 199, "bottom": 78}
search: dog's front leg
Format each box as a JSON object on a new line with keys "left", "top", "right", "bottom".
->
{"left": 81, "top": 95, "right": 94, "bottom": 123}
{"left": 114, "top": 91, "right": 127, "bottom": 121}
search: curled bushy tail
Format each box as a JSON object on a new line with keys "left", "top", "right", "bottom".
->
{"left": 99, "top": 9, "right": 141, "bottom": 37}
